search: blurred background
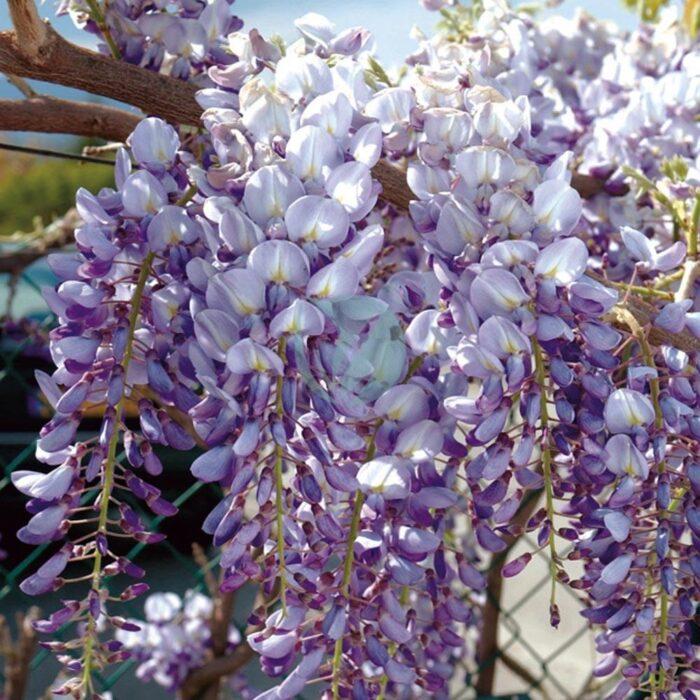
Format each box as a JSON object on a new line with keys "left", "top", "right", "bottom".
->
{"left": 0, "top": 1, "right": 638, "bottom": 698}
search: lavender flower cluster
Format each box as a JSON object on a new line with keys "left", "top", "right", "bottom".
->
{"left": 115, "top": 591, "right": 242, "bottom": 691}
{"left": 57, "top": 0, "right": 243, "bottom": 76}
{"left": 12, "top": 0, "right": 699, "bottom": 698}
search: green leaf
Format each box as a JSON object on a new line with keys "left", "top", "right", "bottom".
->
{"left": 367, "top": 55, "right": 393, "bottom": 87}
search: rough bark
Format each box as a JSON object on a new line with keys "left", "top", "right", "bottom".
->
{"left": 178, "top": 641, "right": 255, "bottom": 700}
{"left": 0, "top": 27, "right": 202, "bottom": 126}
{"left": 0, "top": 97, "right": 140, "bottom": 142}
{"left": 372, "top": 159, "right": 415, "bottom": 211}
{"left": 6, "top": 0, "right": 46, "bottom": 57}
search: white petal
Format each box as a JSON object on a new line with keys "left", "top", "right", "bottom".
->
{"left": 534, "top": 238, "right": 588, "bottom": 286}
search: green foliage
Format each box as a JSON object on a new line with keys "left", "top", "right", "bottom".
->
{"left": 365, "top": 55, "right": 395, "bottom": 89}
{"left": 0, "top": 154, "right": 114, "bottom": 235}
{"left": 620, "top": 0, "right": 700, "bottom": 33}
{"left": 621, "top": 0, "right": 674, "bottom": 21}
{"left": 684, "top": 0, "right": 700, "bottom": 35}
{"left": 660, "top": 155, "right": 690, "bottom": 183}
{"left": 437, "top": 2, "right": 485, "bottom": 41}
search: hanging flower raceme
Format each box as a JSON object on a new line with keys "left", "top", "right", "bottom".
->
{"left": 387, "top": 7, "right": 700, "bottom": 694}
{"left": 15, "top": 118, "right": 209, "bottom": 696}
{"left": 169, "top": 19, "right": 481, "bottom": 696}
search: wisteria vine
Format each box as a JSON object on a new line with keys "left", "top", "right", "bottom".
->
{"left": 7, "top": 0, "right": 700, "bottom": 698}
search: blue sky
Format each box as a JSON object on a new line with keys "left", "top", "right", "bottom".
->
{"left": 232, "top": 0, "right": 635, "bottom": 61}
{"left": 1, "top": 0, "right": 635, "bottom": 66}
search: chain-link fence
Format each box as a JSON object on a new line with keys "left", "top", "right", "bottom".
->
{"left": 0, "top": 255, "right": 224, "bottom": 697}
{"left": 0, "top": 242, "right": 615, "bottom": 700}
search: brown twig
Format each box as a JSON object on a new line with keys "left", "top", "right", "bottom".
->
{"left": 178, "top": 644, "right": 255, "bottom": 700}
{"left": 179, "top": 587, "right": 255, "bottom": 700}
{"left": 609, "top": 296, "right": 700, "bottom": 354}
{"left": 192, "top": 559, "right": 237, "bottom": 700}
{"left": 179, "top": 571, "right": 276, "bottom": 700}
{"left": 4, "top": 73, "right": 36, "bottom": 98}
{"left": 0, "top": 607, "right": 40, "bottom": 700}
{"left": 475, "top": 490, "right": 543, "bottom": 696}
{"left": 585, "top": 273, "right": 700, "bottom": 352}
{"left": 0, "top": 209, "right": 79, "bottom": 274}
{"left": 210, "top": 589, "right": 236, "bottom": 660}
{"left": 183, "top": 549, "right": 247, "bottom": 700}
{"left": 196, "top": 589, "right": 238, "bottom": 700}
{"left": 192, "top": 543, "right": 219, "bottom": 598}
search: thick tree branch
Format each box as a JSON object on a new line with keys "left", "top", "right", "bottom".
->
{"left": 0, "top": 26, "right": 202, "bottom": 126}
{"left": 7, "top": 0, "right": 46, "bottom": 58}
{"left": 373, "top": 159, "right": 414, "bottom": 211}
{"left": 571, "top": 172, "right": 628, "bottom": 199}
{"left": 0, "top": 97, "right": 140, "bottom": 141}
{"left": 372, "top": 164, "right": 627, "bottom": 214}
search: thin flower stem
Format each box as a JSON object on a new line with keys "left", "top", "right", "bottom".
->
{"left": 653, "top": 268, "right": 685, "bottom": 289}
{"left": 330, "top": 489, "right": 365, "bottom": 700}
{"left": 81, "top": 251, "right": 153, "bottom": 695}
{"left": 675, "top": 195, "right": 700, "bottom": 301}
{"left": 84, "top": 0, "right": 121, "bottom": 60}
{"left": 330, "top": 355, "right": 423, "bottom": 698}
{"left": 675, "top": 260, "right": 700, "bottom": 301}
{"left": 532, "top": 337, "right": 558, "bottom": 612}
{"left": 275, "top": 336, "right": 288, "bottom": 616}
{"left": 330, "top": 421, "right": 382, "bottom": 698}
{"left": 176, "top": 183, "right": 198, "bottom": 206}
{"left": 623, "top": 166, "right": 684, "bottom": 232}
{"left": 377, "top": 585, "right": 409, "bottom": 699}
{"left": 689, "top": 194, "right": 699, "bottom": 259}
{"left": 618, "top": 308, "right": 670, "bottom": 691}
{"left": 589, "top": 271, "right": 674, "bottom": 300}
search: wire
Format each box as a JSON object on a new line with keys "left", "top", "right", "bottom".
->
{"left": 0, "top": 142, "right": 115, "bottom": 165}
